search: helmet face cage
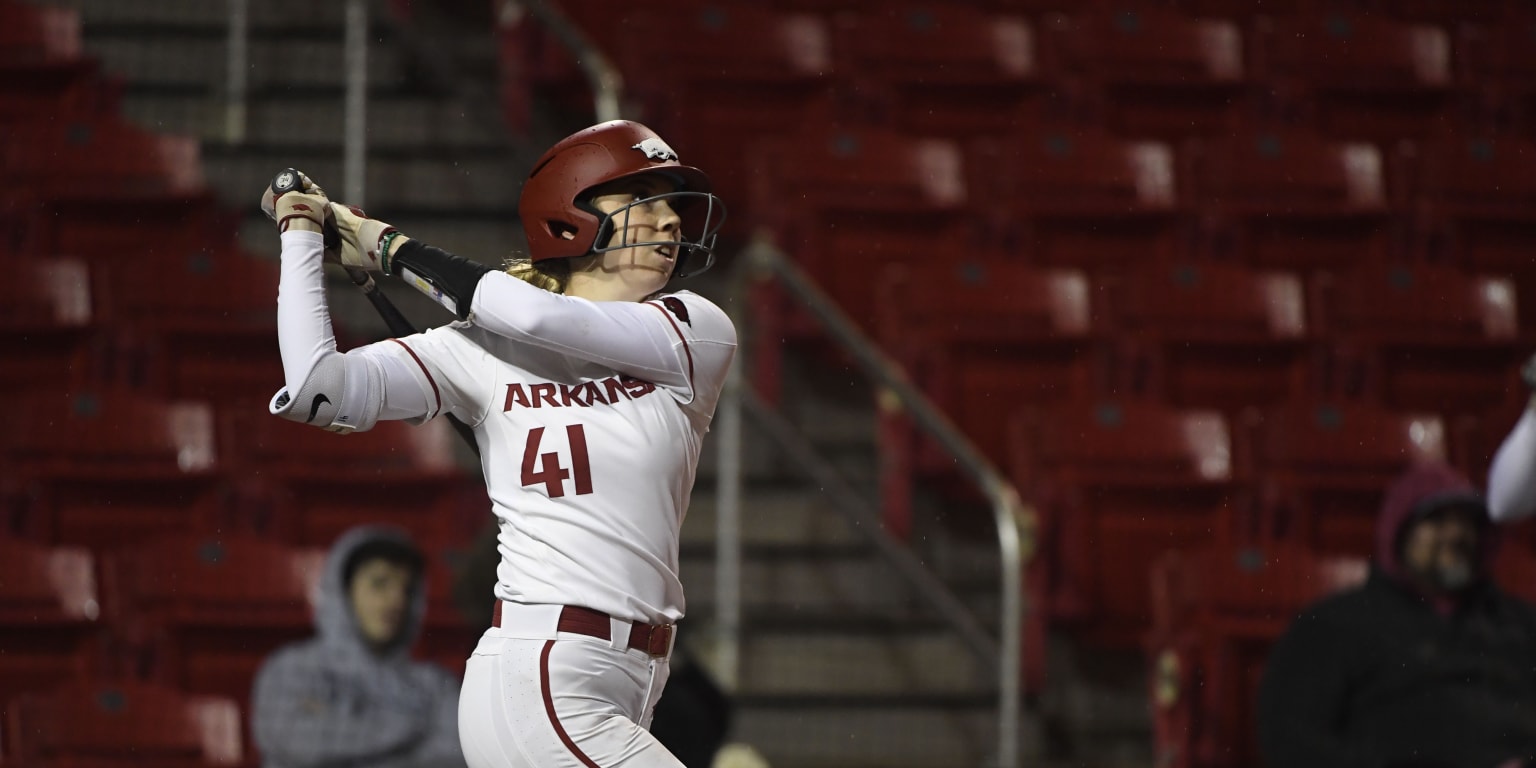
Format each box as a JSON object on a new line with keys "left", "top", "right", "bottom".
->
{"left": 587, "top": 189, "right": 727, "bottom": 279}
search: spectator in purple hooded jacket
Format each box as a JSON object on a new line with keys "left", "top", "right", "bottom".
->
{"left": 1257, "top": 461, "right": 1536, "bottom": 768}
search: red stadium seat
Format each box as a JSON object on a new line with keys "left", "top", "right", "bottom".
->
{"left": 98, "top": 245, "right": 283, "bottom": 405}
{"left": 617, "top": 4, "right": 837, "bottom": 225}
{"left": 745, "top": 126, "right": 974, "bottom": 397}
{"left": 1008, "top": 399, "right": 1236, "bottom": 647}
{"left": 1242, "top": 399, "right": 1447, "bottom": 556}
{"left": 1110, "top": 262, "right": 1313, "bottom": 415}
{"left": 219, "top": 410, "right": 472, "bottom": 547}
{"left": 1148, "top": 545, "right": 1367, "bottom": 768}
{"left": 877, "top": 259, "right": 1098, "bottom": 472}
{"left": 104, "top": 533, "right": 323, "bottom": 712}
{"left": 1184, "top": 127, "right": 1393, "bottom": 269}
{"left": 0, "top": 258, "right": 114, "bottom": 395}
{"left": 5, "top": 678, "right": 242, "bottom": 767}
{"left": 1312, "top": 263, "right": 1523, "bottom": 413}
{"left": 972, "top": 125, "right": 1183, "bottom": 269}
{"left": 1252, "top": 13, "right": 1459, "bottom": 144}
{"left": 1457, "top": 16, "right": 1536, "bottom": 132}
{"left": 1042, "top": 7, "right": 1250, "bottom": 141}
{"left": 0, "top": 537, "right": 104, "bottom": 719}
{"left": 832, "top": 6, "right": 1048, "bottom": 137}
{"left": 1406, "top": 135, "right": 1536, "bottom": 331}
{"left": 0, "top": 1, "right": 81, "bottom": 64}
{"left": 2, "top": 113, "right": 203, "bottom": 199}
{"left": 0, "top": 390, "right": 227, "bottom": 550}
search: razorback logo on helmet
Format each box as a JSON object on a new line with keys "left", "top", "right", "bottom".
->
{"left": 660, "top": 297, "right": 692, "bottom": 326}
{"left": 631, "top": 137, "right": 679, "bottom": 162}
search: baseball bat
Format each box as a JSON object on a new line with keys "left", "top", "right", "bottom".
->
{"left": 271, "top": 169, "right": 481, "bottom": 457}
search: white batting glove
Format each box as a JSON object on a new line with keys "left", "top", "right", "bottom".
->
{"left": 329, "top": 202, "right": 399, "bottom": 272}
{"left": 259, "top": 169, "right": 327, "bottom": 225}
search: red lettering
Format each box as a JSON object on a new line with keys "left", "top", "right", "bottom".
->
{"left": 582, "top": 381, "right": 608, "bottom": 406}
{"left": 559, "top": 383, "right": 588, "bottom": 408}
{"left": 603, "top": 377, "right": 629, "bottom": 403}
{"left": 622, "top": 376, "right": 656, "bottom": 398}
{"left": 531, "top": 383, "right": 559, "bottom": 408}
{"left": 504, "top": 383, "right": 530, "bottom": 411}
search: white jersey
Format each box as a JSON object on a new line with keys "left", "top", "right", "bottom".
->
{"left": 270, "top": 231, "right": 736, "bottom": 625}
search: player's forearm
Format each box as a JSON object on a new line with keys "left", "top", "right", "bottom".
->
{"left": 1488, "top": 399, "right": 1536, "bottom": 522}
{"left": 276, "top": 230, "right": 339, "bottom": 387}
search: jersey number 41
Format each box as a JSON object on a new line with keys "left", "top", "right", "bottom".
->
{"left": 521, "top": 425, "right": 593, "bottom": 497}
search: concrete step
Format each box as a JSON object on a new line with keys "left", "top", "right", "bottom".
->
{"left": 732, "top": 698, "right": 1005, "bottom": 768}
{"left": 83, "top": 35, "right": 409, "bottom": 91}
{"left": 734, "top": 620, "right": 989, "bottom": 697}
{"left": 121, "top": 90, "right": 506, "bottom": 150}
{"left": 681, "top": 487, "right": 865, "bottom": 548}
{"left": 40, "top": 0, "right": 360, "bottom": 29}
{"left": 204, "top": 146, "right": 520, "bottom": 212}
{"left": 680, "top": 547, "right": 927, "bottom": 616}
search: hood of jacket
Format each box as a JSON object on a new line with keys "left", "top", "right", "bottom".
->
{"left": 1374, "top": 460, "right": 1493, "bottom": 587}
{"left": 315, "top": 525, "right": 429, "bottom": 660}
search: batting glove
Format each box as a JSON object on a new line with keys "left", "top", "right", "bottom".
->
{"left": 329, "top": 202, "right": 399, "bottom": 273}
{"left": 260, "top": 169, "right": 329, "bottom": 228}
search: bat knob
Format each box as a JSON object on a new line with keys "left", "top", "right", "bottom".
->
{"left": 270, "top": 168, "right": 302, "bottom": 196}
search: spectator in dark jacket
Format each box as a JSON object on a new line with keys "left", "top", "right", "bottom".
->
{"left": 1257, "top": 461, "right": 1536, "bottom": 768}
{"left": 252, "top": 525, "right": 465, "bottom": 768}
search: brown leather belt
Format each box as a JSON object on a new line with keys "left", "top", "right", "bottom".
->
{"left": 492, "top": 602, "right": 674, "bottom": 658}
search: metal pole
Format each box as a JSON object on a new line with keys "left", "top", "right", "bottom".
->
{"left": 343, "top": 0, "right": 368, "bottom": 206}
{"left": 995, "top": 491, "right": 1024, "bottom": 768}
{"left": 713, "top": 347, "right": 744, "bottom": 691}
{"left": 223, "top": 0, "right": 248, "bottom": 144}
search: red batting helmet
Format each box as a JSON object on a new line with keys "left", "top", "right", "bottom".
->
{"left": 518, "top": 120, "right": 725, "bottom": 278}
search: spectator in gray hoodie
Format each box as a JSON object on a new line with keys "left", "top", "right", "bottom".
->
{"left": 252, "top": 525, "right": 465, "bottom": 768}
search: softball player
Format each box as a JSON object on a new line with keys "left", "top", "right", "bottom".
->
{"left": 263, "top": 120, "right": 734, "bottom": 768}
{"left": 1488, "top": 357, "right": 1536, "bottom": 523}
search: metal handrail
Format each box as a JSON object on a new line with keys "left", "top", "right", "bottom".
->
{"left": 719, "top": 235, "right": 1035, "bottom": 768}
{"left": 509, "top": 0, "right": 623, "bottom": 122}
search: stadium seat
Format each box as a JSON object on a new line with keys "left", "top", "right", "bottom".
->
{"left": 2, "top": 113, "right": 204, "bottom": 199}
{"left": 617, "top": 4, "right": 838, "bottom": 226}
{"left": 1252, "top": 12, "right": 1460, "bottom": 144}
{"left": 0, "top": 1, "right": 81, "bottom": 64}
{"left": 0, "top": 537, "right": 104, "bottom": 721}
{"left": 875, "top": 258, "right": 1098, "bottom": 499}
{"left": 1406, "top": 135, "right": 1536, "bottom": 331}
{"left": 972, "top": 125, "right": 1183, "bottom": 269}
{"left": 1042, "top": 6, "right": 1250, "bottom": 141}
{"left": 1109, "top": 262, "right": 1313, "bottom": 416}
{"left": 1312, "top": 263, "right": 1523, "bottom": 413}
{"left": 218, "top": 410, "right": 473, "bottom": 547}
{"left": 1148, "top": 545, "right": 1367, "bottom": 768}
{"left": 4, "top": 678, "right": 242, "bottom": 767}
{"left": 98, "top": 245, "right": 283, "bottom": 405}
{"left": 831, "top": 5, "right": 1048, "bottom": 138}
{"left": 745, "top": 126, "right": 974, "bottom": 397}
{"left": 0, "top": 258, "right": 114, "bottom": 396}
{"left": 1456, "top": 15, "right": 1536, "bottom": 132}
{"left": 1183, "top": 127, "right": 1393, "bottom": 270}
{"left": 1008, "top": 399, "right": 1236, "bottom": 647}
{"left": 104, "top": 533, "right": 323, "bottom": 712}
{"left": 0, "top": 390, "right": 228, "bottom": 550}
{"left": 1241, "top": 399, "right": 1448, "bottom": 556}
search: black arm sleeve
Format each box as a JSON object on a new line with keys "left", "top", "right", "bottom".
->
{"left": 391, "top": 240, "right": 495, "bottom": 321}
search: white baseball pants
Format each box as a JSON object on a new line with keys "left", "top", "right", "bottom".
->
{"left": 458, "top": 603, "right": 682, "bottom": 768}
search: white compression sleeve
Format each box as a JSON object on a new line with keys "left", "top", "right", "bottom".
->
{"left": 270, "top": 231, "right": 438, "bottom": 431}
{"left": 468, "top": 271, "right": 694, "bottom": 389}
{"left": 1488, "top": 403, "right": 1536, "bottom": 523}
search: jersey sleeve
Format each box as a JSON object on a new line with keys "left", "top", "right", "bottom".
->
{"left": 1488, "top": 404, "right": 1536, "bottom": 523}
{"left": 269, "top": 230, "right": 491, "bottom": 431}
{"left": 468, "top": 273, "right": 737, "bottom": 409}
